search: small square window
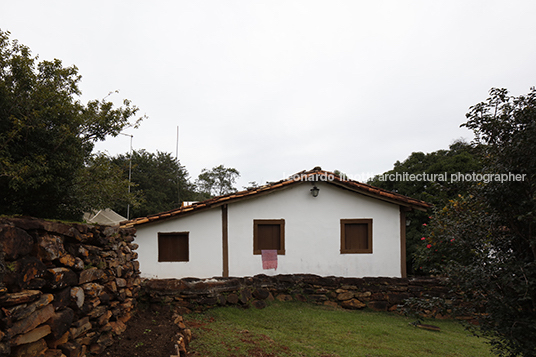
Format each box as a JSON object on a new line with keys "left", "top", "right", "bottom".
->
{"left": 340, "top": 219, "right": 372, "bottom": 254}
{"left": 254, "top": 219, "right": 285, "bottom": 255}
{"left": 158, "top": 232, "right": 189, "bottom": 262}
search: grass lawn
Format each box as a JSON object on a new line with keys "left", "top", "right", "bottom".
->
{"left": 185, "top": 301, "right": 493, "bottom": 357}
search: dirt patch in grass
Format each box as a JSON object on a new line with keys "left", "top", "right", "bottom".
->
{"left": 97, "top": 303, "right": 181, "bottom": 357}
{"left": 96, "top": 304, "right": 281, "bottom": 357}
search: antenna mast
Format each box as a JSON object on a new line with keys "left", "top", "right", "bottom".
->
{"left": 176, "top": 126, "right": 180, "bottom": 206}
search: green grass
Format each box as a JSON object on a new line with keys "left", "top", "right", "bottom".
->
{"left": 185, "top": 301, "right": 493, "bottom": 357}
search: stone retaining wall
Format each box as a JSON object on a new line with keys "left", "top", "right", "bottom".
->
{"left": 0, "top": 217, "right": 141, "bottom": 357}
{"left": 142, "top": 274, "right": 452, "bottom": 314}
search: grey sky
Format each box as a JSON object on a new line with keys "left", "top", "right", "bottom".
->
{"left": 2, "top": 1, "right": 535, "bottom": 188}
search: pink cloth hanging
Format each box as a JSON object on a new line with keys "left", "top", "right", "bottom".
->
{"left": 261, "top": 250, "right": 277, "bottom": 270}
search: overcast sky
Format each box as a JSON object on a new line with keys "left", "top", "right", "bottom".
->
{"left": 2, "top": 1, "right": 536, "bottom": 188}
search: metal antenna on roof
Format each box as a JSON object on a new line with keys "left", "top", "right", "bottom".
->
{"left": 176, "top": 126, "right": 180, "bottom": 206}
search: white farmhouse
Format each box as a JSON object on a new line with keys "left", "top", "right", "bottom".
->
{"left": 122, "top": 168, "right": 430, "bottom": 279}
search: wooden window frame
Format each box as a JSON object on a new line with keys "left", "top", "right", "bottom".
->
{"left": 158, "top": 232, "right": 189, "bottom": 262}
{"left": 340, "top": 219, "right": 373, "bottom": 254}
{"left": 253, "top": 219, "right": 285, "bottom": 255}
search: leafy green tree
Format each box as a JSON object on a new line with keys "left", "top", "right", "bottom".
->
{"left": 75, "top": 153, "right": 142, "bottom": 217}
{"left": 196, "top": 164, "right": 240, "bottom": 197}
{"left": 367, "top": 140, "right": 482, "bottom": 274}
{"left": 111, "top": 150, "right": 198, "bottom": 218}
{"left": 0, "top": 30, "right": 143, "bottom": 220}
{"left": 419, "top": 88, "right": 536, "bottom": 357}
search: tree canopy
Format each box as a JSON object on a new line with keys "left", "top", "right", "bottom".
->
{"left": 110, "top": 150, "right": 201, "bottom": 219}
{"left": 417, "top": 88, "right": 536, "bottom": 357}
{"left": 0, "top": 30, "right": 143, "bottom": 220}
{"left": 367, "top": 140, "right": 482, "bottom": 274}
{"left": 196, "top": 164, "right": 240, "bottom": 198}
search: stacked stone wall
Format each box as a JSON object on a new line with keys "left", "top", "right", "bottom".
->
{"left": 142, "top": 274, "right": 453, "bottom": 314}
{"left": 0, "top": 217, "right": 140, "bottom": 357}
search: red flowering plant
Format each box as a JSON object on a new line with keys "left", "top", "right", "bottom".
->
{"left": 414, "top": 194, "right": 494, "bottom": 275}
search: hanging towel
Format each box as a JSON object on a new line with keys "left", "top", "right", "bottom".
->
{"left": 261, "top": 250, "right": 278, "bottom": 270}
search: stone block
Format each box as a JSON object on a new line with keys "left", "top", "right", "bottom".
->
{"left": 118, "top": 311, "right": 132, "bottom": 324}
{"left": 11, "top": 324, "right": 51, "bottom": 346}
{"left": 323, "top": 301, "right": 339, "bottom": 309}
{"left": 69, "top": 319, "right": 92, "bottom": 339}
{"left": 144, "top": 278, "right": 188, "bottom": 292}
{"left": 354, "top": 291, "right": 372, "bottom": 299}
{"left": 47, "top": 268, "right": 78, "bottom": 289}
{"left": 46, "top": 331, "right": 69, "bottom": 349}
{"left": 96, "top": 310, "right": 112, "bottom": 326}
{"left": 368, "top": 300, "right": 389, "bottom": 311}
{"left": 252, "top": 287, "right": 270, "bottom": 300}
{"left": 340, "top": 298, "right": 366, "bottom": 309}
{"left": 104, "top": 281, "right": 117, "bottom": 294}
{"left": 44, "top": 348, "right": 66, "bottom": 357}
{"left": 11, "top": 338, "right": 47, "bottom": 357}
{"left": 8, "top": 303, "right": 54, "bottom": 336}
{"left": 37, "top": 233, "right": 66, "bottom": 261}
{"left": 0, "top": 225, "right": 33, "bottom": 260}
{"left": 9, "top": 293, "right": 53, "bottom": 322}
{"left": 240, "top": 289, "right": 252, "bottom": 304}
{"left": 0, "top": 290, "right": 42, "bottom": 307}
{"left": 81, "top": 282, "right": 103, "bottom": 298}
{"left": 115, "top": 278, "right": 127, "bottom": 288}
{"left": 96, "top": 332, "right": 114, "bottom": 348}
{"left": 59, "top": 253, "right": 77, "bottom": 268}
{"left": 388, "top": 293, "right": 410, "bottom": 305}
{"left": 70, "top": 287, "right": 85, "bottom": 309}
{"left": 337, "top": 292, "right": 354, "bottom": 301}
{"left": 0, "top": 342, "right": 9, "bottom": 356}
{"left": 226, "top": 293, "right": 239, "bottom": 304}
{"left": 309, "top": 294, "right": 328, "bottom": 302}
{"left": 59, "top": 341, "right": 83, "bottom": 357}
{"left": 52, "top": 288, "right": 71, "bottom": 311}
{"left": 252, "top": 300, "right": 267, "bottom": 309}
{"left": 109, "top": 320, "right": 127, "bottom": 335}
{"left": 46, "top": 308, "right": 74, "bottom": 339}
{"left": 87, "top": 305, "right": 108, "bottom": 319}
{"left": 275, "top": 294, "right": 293, "bottom": 302}
{"left": 12, "top": 256, "right": 48, "bottom": 290}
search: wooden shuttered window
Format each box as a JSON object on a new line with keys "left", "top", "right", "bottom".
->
{"left": 340, "top": 219, "right": 372, "bottom": 254}
{"left": 158, "top": 232, "right": 189, "bottom": 262}
{"left": 254, "top": 219, "right": 285, "bottom": 255}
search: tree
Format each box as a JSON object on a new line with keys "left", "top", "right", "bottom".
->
{"left": 367, "top": 140, "right": 482, "bottom": 274}
{"left": 111, "top": 150, "right": 199, "bottom": 219}
{"left": 0, "top": 30, "right": 143, "bottom": 220}
{"left": 75, "top": 153, "right": 142, "bottom": 217}
{"left": 196, "top": 165, "right": 240, "bottom": 197}
{"left": 418, "top": 88, "right": 536, "bottom": 357}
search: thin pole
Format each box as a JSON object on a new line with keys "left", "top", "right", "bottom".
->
{"left": 127, "top": 134, "right": 132, "bottom": 219}
{"left": 176, "top": 126, "right": 180, "bottom": 206}
{"left": 120, "top": 133, "right": 133, "bottom": 220}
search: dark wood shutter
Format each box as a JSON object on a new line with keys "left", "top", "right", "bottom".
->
{"left": 257, "top": 224, "right": 281, "bottom": 251}
{"left": 253, "top": 219, "right": 285, "bottom": 255}
{"left": 340, "top": 219, "right": 372, "bottom": 254}
{"left": 344, "top": 223, "right": 369, "bottom": 251}
{"left": 158, "top": 232, "right": 189, "bottom": 262}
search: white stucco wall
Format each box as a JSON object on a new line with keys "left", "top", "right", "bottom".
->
{"left": 227, "top": 181, "right": 402, "bottom": 278}
{"left": 134, "top": 181, "right": 403, "bottom": 279}
{"left": 134, "top": 208, "right": 222, "bottom": 279}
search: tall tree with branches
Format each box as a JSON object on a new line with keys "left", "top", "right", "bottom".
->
{"left": 0, "top": 30, "right": 144, "bottom": 219}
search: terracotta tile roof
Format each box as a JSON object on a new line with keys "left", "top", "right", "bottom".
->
{"left": 121, "top": 167, "right": 431, "bottom": 228}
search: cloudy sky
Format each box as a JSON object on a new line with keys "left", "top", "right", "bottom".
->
{"left": 2, "top": 1, "right": 535, "bottom": 188}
